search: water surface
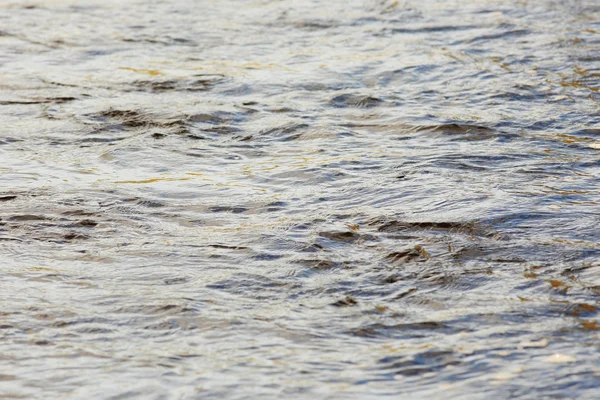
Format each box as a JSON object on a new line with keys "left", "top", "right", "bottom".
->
{"left": 1, "top": 0, "right": 600, "bottom": 398}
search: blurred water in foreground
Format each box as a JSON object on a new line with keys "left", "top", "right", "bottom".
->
{"left": 1, "top": 0, "right": 600, "bottom": 398}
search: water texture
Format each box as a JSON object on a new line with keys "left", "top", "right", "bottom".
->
{"left": 1, "top": 0, "right": 600, "bottom": 398}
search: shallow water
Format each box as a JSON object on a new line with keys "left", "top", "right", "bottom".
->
{"left": 1, "top": 0, "right": 600, "bottom": 398}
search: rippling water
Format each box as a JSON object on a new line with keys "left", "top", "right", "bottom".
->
{"left": 1, "top": 0, "right": 600, "bottom": 398}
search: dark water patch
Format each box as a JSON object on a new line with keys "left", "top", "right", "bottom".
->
{"left": 70, "top": 219, "right": 98, "bottom": 227}
{"left": 188, "top": 113, "right": 228, "bottom": 125}
{"left": 381, "top": 274, "right": 402, "bottom": 284}
{"left": 143, "top": 319, "right": 182, "bottom": 332}
{"left": 299, "top": 243, "right": 325, "bottom": 253}
{"left": 0, "top": 195, "right": 18, "bottom": 202}
{"left": 384, "top": 245, "right": 430, "bottom": 265}
{"left": 0, "top": 136, "right": 24, "bottom": 144}
{"left": 0, "top": 236, "right": 24, "bottom": 242}
{"left": 421, "top": 157, "right": 494, "bottom": 173}
{"left": 8, "top": 215, "right": 51, "bottom": 222}
{"left": 258, "top": 123, "right": 310, "bottom": 141}
{"left": 31, "top": 340, "right": 53, "bottom": 346}
{"left": 122, "top": 198, "right": 166, "bottom": 208}
{"left": 391, "top": 287, "right": 419, "bottom": 299}
{"left": 330, "top": 94, "right": 385, "bottom": 108}
{"left": 468, "top": 29, "right": 530, "bottom": 43}
{"left": 525, "top": 119, "right": 568, "bottom": 132}
{"left": 450, "top": 245, "right": 490, "bottom": 261}
{"left": 89, "top": 108, "right": 194, "bottom": 133}
{"left": 63, "top": 232, "right": 89, "bottom": 240}
{"left": 260, "top": 201, "right": 287, "bottom": 212}
{"left": 572, "top": 128, "right": 600, "bottom": 136}
{"left": 120, "top": 35, "right": 197, "bottom": 46}
{"left": 114, "top": 304, "right": 196, "bottom": 315}
{"left": 266, "top": 106, "right": 297, "bottom": 113}
{"left": 252, "top": 252, "right": 283, "bottom": 261}
{"left": 163, "top": 277, "right": 189, "bottom": 285}
{"left": 377, "top": 349, "right": 460, "bottom": 376}
{"left": 85, "top": 109, "right": 192, "bottom": 136}
{"left": 0, "top": 97, "right": 76, "bottom": 105}
{"left": 578, "top": 55, "right": 600, "bottom": 62}
{"left": 295, "top": 259, "right": 348, "bottom": 271}
{"left": 291, "top": 20, "right": 339, "bottom": 31}
{"left": 487, "top": 257, "right": 527, "bottom": 264}
{"left": 389, "top": 24, "right": 482, "bottom": 34}
{"left": 414, "top": 269, "right": 460, "bottom": 287}
{"left": 204, "top": 125, "right": 240, "bottom": 135}
{"left": 370, "top": 217, "right": 487, "bottom": 236}
{"left": 75, "top": 326, "right": 114, "bottom": 335}
{"left": 414, "top": 123, "right": 498, "bottom": 141}
{"left": 185, "top": 133, "right": 209, "bottom": 140}
{"left": 206, "top": 244, "right": 250, "bottom": 250}
{"left": 131, "top": 76, "right": 222, "bottom": 93}
{"left": 209, "top": 206, "right": 248, "bottom": 214}
{"left": 178, "top": 148, "right": 208, "bottom": 158}
{"left": 351, "top": 321, "right": 451, "bottom": 338}
{"left": 91, "top": 109, "right": 156, "bottom": 129}
{"left": 80, "top": 137, "right": 127, "bottom": 144}
{"left": 61, "top": 210, "right": 98, "bottom": 217}
{"left": 318, "top": 230, "right": 360, "bottom": 242}
{"left": 331, "top": 296, "right": 358, "bottom": 307}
